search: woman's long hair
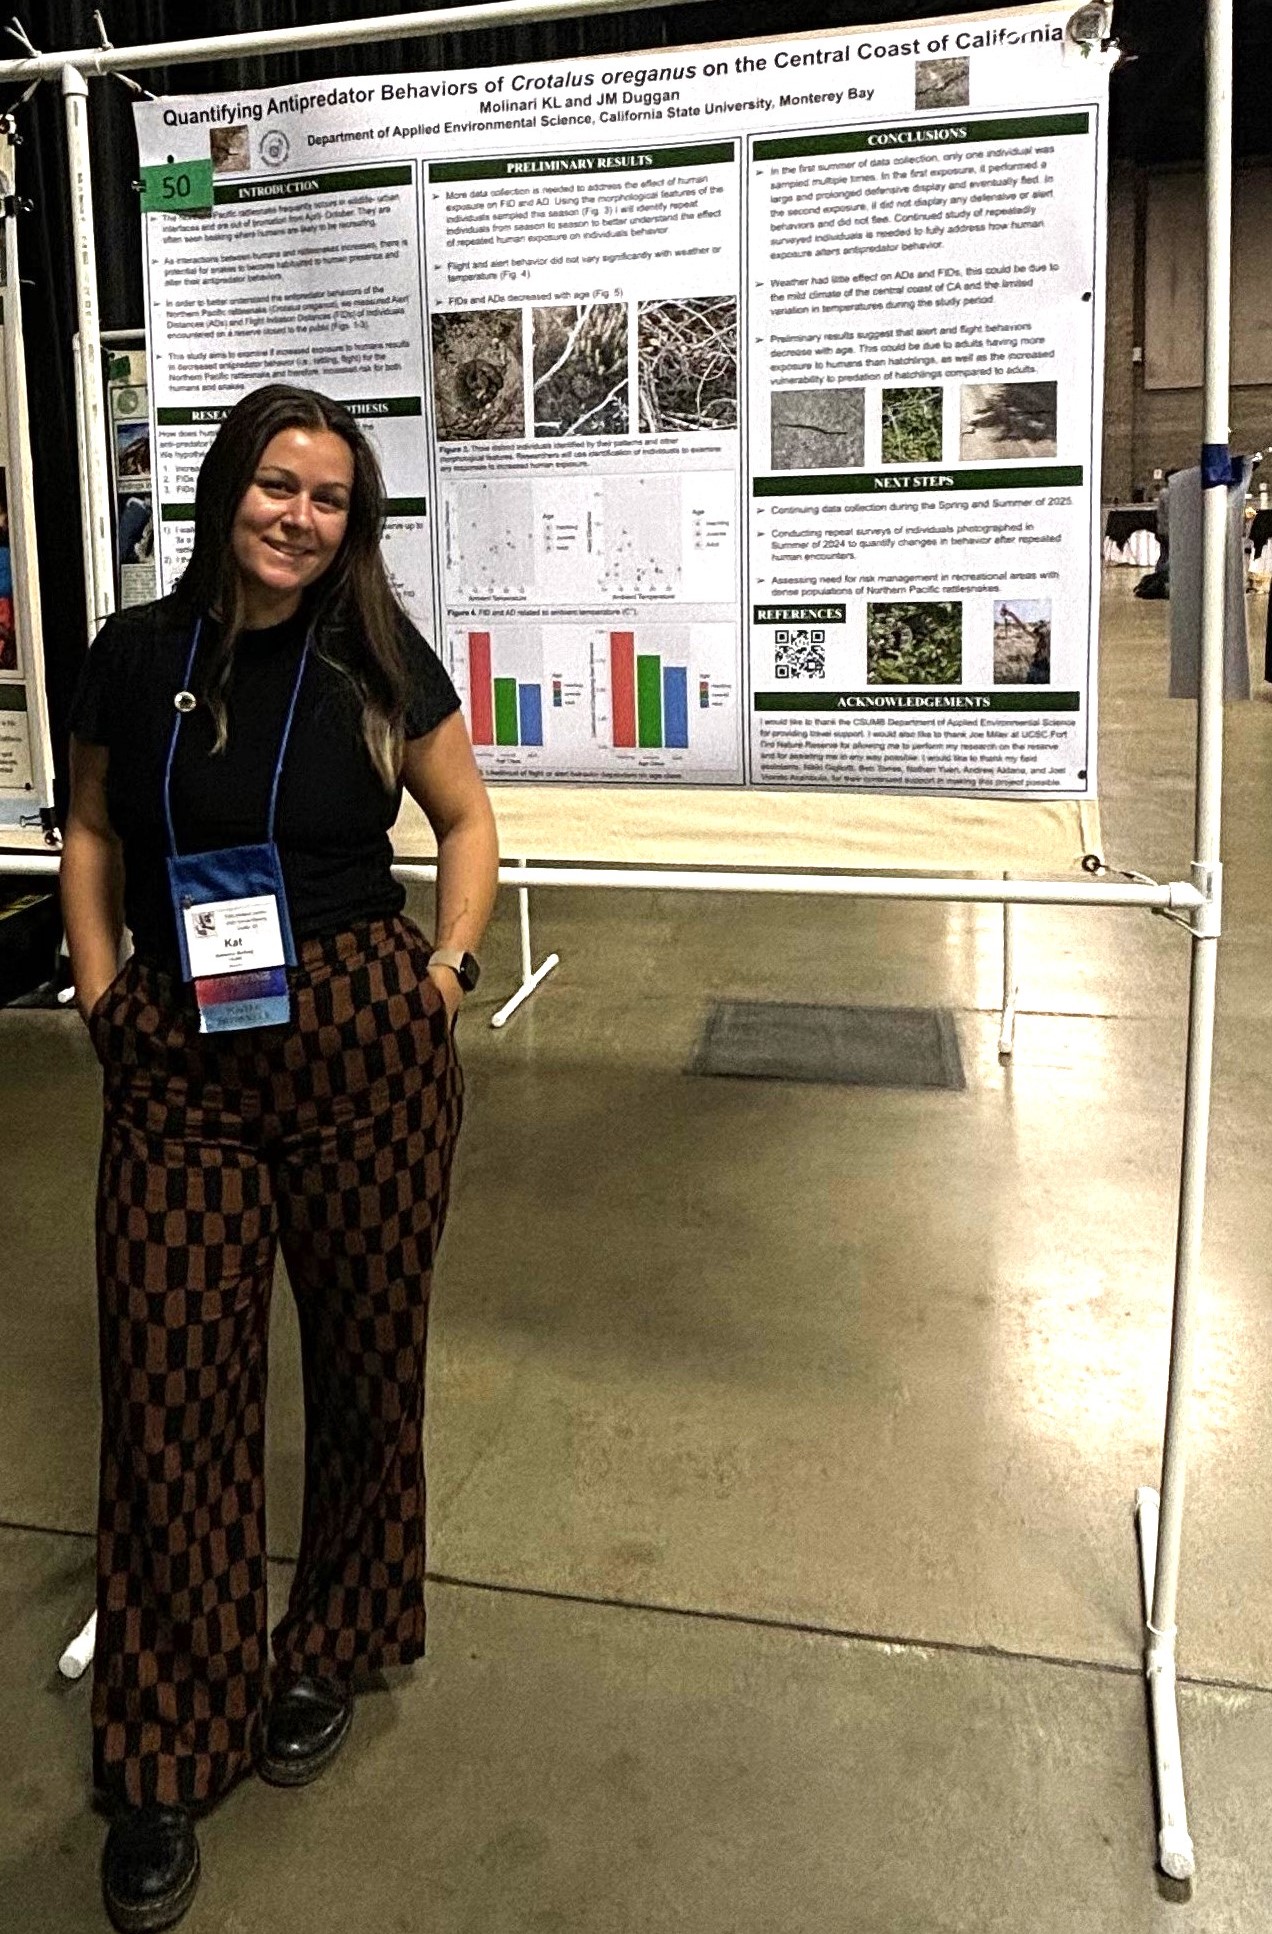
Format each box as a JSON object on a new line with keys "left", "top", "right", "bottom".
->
{"left": 173, "top": 384, "right": 409, "bottom": 788}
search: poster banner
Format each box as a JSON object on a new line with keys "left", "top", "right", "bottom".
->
{"left": 133, "top": 4, "right": 1111, "bottom": 797}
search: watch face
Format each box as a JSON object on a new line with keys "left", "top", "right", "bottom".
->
{"left": 458, "top": 952, "right": 481, "bottom": 992}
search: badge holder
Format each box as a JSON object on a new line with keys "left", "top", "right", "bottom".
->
{"left": 164, "top": 619, "right": 310, "bottom": 1034}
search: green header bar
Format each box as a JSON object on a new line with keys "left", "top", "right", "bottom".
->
{"left": 430, "top": 142, "right": 732, "bottom": 183}
{"left": 754, "top": 603, "right": 846, "bottom": 624}
{"left": 754, "top": 690, "right": 1081, "bottom": 713}
{"left": 157, "top": 409, "right": 226, "bottom": 427}
{"left": 215, "top": 165, "right": 411, "bottom": 203}
{"left": 158, "top": 398, "right": 421, "bottom": 426}
{"left": 754, "top": 111, "right": 1089, "bottom": 163}
{"left": 0, "top": 684, "right": 27, "bottom": 713}
{"left": 755, "top": 465, "right": 1082, "bottom": 497}
{"left": 162, "top": 495, "right": 426, "bottom": 522}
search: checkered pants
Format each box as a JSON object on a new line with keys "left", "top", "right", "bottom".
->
{"left": 87, "top": 916, "right": 463, "bottom": 1809}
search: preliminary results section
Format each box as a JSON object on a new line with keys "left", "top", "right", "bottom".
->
{"left": 424, "top": 142, "right": 746, "bottom": 784}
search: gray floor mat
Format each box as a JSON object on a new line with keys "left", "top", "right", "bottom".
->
{"left": 687, "top": 1000, "right": 966, "bottom": 1090}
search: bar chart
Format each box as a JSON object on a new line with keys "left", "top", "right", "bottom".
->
{"left": 609, "top": 631, "right": 689, "bottom": 750}
{"left": 466, "top": 630, "right": 544, "bottom": 748}
{"left": 449, "top": 621, "right": 743, "bottom": 782}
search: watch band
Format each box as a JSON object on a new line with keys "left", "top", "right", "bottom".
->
{"left": 427, "top": 946, "right": 480, "bottom": 992}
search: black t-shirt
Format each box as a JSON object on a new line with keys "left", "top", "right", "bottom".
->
{"left": 69, "top": 595, "right": 460, "bottom": 967}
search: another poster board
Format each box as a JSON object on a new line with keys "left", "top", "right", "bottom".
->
{"left": 107, "top": 348, "right": 157, "bottom": 608}
{"left": 0, "top": 132, "right": 55, "bottom": 838}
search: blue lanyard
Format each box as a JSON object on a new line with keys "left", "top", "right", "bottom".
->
{"left": 162, "top": 617, "right": 312, "bottom": 859}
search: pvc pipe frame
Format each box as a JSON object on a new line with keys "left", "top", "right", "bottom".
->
{"left": 998, "top": 887, "right": 1018, "bottom": 1062}
{"left": 62, "top": 69, "right": 114, "bottom": 641}
{"left": 0, "top": 847, "right": 1204, "bottom": 911}
{"left": 1130, "top": 0, "right": 1232, "bottom": 1885}
{"left": 10, "top": 0, "right": 1228, "bottom": 1885}
{"left": 490, "top": 860, "right": 560, "bottom": 1029}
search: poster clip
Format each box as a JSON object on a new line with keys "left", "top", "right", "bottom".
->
{"left": 1201, "top": 443, "right": 1239, "bottom": 488}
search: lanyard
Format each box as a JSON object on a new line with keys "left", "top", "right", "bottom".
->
{"left": 162, "top": 617, "right": 312, "bottom": 859}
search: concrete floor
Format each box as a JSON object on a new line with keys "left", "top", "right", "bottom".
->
{"left": 2, "top": 571, "right": 1271, "bottom": 1929}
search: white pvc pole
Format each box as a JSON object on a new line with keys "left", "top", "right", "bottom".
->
{"left": 1141, "top": 0, "right": 1232, "bottom": 1883}
{"left": 62, "top": 68, "right": 113, "bottom": 639}
{"left": 398, "top": 863, "right": 1198, "bottom": 912}
{"left": 0, "top": 847, "right": 1206, "bottom": 909}
{"left": 0, "top": 0, "right": 698, "bottom": 83}
{"left": 70, "top": 342, "right": 98, "bottom": 639}
{"left": 998, "top": 876, "right": 1018, "bottom": 1061}
{"left": 490, "top": 858, "right": 560, "bottom": 1027}
{"left": 58, "top": 1608, "right": 97, "bottom": 1681}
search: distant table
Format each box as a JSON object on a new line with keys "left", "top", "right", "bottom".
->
{"left": 1102, "top": 507, "right": 1160, "bottom": 568}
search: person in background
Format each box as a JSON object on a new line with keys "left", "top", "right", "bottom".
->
{"left": 61, "top": 384, "right": 498, "bottom": 1933}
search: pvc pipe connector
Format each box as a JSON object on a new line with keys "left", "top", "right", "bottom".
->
{"left": 1189, "top": 861, "right": 1222, "bottom": 938}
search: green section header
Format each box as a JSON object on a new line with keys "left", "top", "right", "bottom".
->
{"left": 214, "top": 165, "right": 411, "bottom": 204}
{"left": 755, "top": 465, "right": 1082, "bottom": 497}
{"left": 161, "top": 494, "right": 427, "bottom": 522}
{"left": 754, "top": 691, "right": 1081, "bottom": 713}
{"left": 158, "top": 398, "right": 421, "bottom": 427}
{"left": 0, "top": 684, "right": 27, "bottom": 713}
{"left": 754, "top": 111, "right": 1089, "bottom": 163}
{"left": 754, "top": 603, "right": 846, "bottom": 624}
{"left": 430, "top": 142, "right": 732, "bottom": 182}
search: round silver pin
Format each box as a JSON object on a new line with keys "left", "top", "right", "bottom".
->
{"left": 173, "top": 690, "right": 197, "bottom": 713}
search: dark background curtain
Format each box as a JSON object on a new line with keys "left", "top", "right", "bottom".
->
{"left": 8, "top": 0, "right": 1261, "bottom": 814}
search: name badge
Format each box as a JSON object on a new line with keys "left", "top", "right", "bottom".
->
{"left": 163, "top": 620, "right": 309, "bottom": 1037}
{"left": 182, "top": 893, "right": 285, "bottom": 978}
{"left": 168, "top": 843, "right": 297, "bottom": 1034}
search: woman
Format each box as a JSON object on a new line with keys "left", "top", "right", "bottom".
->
{"left": 61, "top": 384, "right": 498, "bottom": 1933}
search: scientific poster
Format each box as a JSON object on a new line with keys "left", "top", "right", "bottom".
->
{"left": 134, "top": 5, "right": 1111, "bottom": 795}
{"left": 107, "top": 350, "right": 157, "bottom": 608}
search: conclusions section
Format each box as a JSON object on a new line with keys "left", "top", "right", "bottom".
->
{"left": 425, "top": 142, "right": 745, "bottom": 782}
{"left": 745, "top": 110, "right": 1102, "bottom": 793}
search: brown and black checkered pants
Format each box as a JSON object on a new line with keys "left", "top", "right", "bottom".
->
{"left": 86, "top": 915, "right": 463, "bottom": 1809}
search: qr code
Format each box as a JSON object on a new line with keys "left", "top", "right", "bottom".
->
{"left": 773, "top": 627, "right": 826, "bottom": 680}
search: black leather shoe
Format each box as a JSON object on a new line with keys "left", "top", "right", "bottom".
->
{"left": 102, "top": 1804, "right": 200, "bottom": 1933}
{"left": 260, "top": 1675, "right": 353, "bottom": 1787}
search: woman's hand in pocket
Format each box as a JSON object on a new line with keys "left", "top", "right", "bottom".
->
{"left": 77, "top": 977, "right": 117, "bottom": 1026}
{"left": 426, "top": 964, "right": 463, "bottom": 1031}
